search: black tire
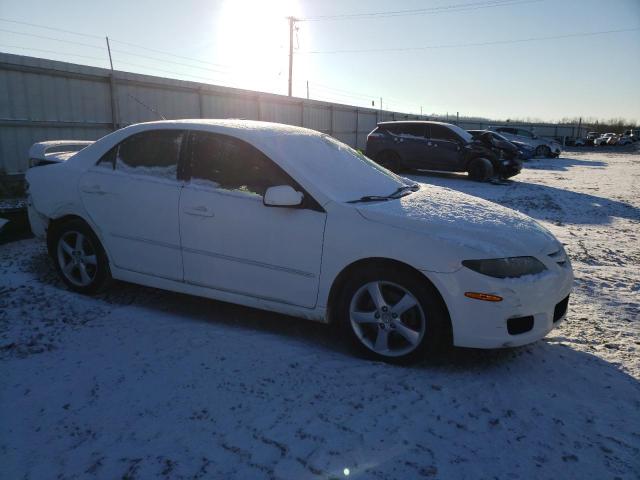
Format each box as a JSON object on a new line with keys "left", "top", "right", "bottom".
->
{"left": 467, "top": 157, "right": 494, "bottom": 182}
{"left": 49, "top": 218, "right": 111, "bottom": 294}
{"left": 535, "top": 145, "right": 550, "bottom": 157}
{"left": 375, "top": 151, "right": 402, "bottom": 173}
{"left": 336, "top": 264, "right": 451, "bottom": 364}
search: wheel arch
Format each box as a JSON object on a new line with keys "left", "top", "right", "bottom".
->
{"left": 46, "top": 214, "right": 96, "bottom": 257}
{"left": 326, "top": 257, "right": 452, "bottom": 337}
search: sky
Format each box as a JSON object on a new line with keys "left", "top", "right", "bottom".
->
{"left": 0, "top": 0, "right": 639, "bottom": 122}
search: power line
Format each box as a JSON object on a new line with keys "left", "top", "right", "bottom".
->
{"left": 0, "top": 44, "right": 107, "bottom": 63}
{"left": 299, "top": 27, "right": 640, "bottom": 54}
{"left": 0, "top": 17, "right": 236, "bottom": 71}
{"left": 0, "top": 18, "right": 103, "bottom": 38}
{"left": 300, "top": 0, "right": 541, "bottom": 21}
{"left": 0, "top": 28, "right": 105, "bottom": 50}
{"left": 108, "top": 38, "right": 233, "bottom": 70}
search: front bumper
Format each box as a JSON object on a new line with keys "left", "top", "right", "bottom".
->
{"left": 425, "top": 254, "right": 573, "bottom": 349}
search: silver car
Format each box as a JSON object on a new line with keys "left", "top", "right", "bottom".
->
{"left": 489, "top": 127, "right": 562, "bottom": 158}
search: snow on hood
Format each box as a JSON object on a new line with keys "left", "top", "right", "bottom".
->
{"left": 356, "top": 184, "right": 558, "bottom": 257}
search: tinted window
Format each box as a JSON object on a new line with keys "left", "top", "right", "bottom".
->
{"left": 382, "top": 124, "right": 426, "bottom": 138}
{"left": 497, "top": 127, "right": 517, "bottom": 135}
{"left": 429, "top": 125, "right": 461, "bottom": 142}
{"left": 116, "top": 130, "right": 183, "bottom": 179}
{"left": 189, "top": 132, "right": 292, "bottom": 196}
{"left": 517, "top": 129, "right": 534, "bottom": 138}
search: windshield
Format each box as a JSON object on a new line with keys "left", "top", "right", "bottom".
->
{"left": 269, "top": 133, "right": 409, "bottom": 203}
{"left": 446, "top": 124, "right": 473, "bottom": 143}
{"left": 490, "top": 131, "right": 511, "bottom": 143}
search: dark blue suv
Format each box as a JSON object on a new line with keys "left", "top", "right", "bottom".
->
{"left": 365, "top": 121, "right": 521, "bottom": 181}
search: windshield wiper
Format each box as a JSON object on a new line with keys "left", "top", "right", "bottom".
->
{"left": 387, "top": 184, "right": 419, "bottom": 198}
{"left": 347, "top": 184, "right": 419, "bottom": 204}
{"left": 347, "top": 195, "right": 391, "bottom": 204}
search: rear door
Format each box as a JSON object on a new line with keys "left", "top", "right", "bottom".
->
{"left": 79, "top": 129, "right": 185, "bottom": 280}
{"left": 425, "top": 125, "right": 465, "bottom": 170}
{"left": 178, "top": 130, "right": 327, "bottom": 308}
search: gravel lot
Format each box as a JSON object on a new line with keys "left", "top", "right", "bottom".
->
{"left": 1, "top": 147, "right": 639, "bottom": 479}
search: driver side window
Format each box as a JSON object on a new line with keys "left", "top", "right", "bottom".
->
{"left": 188, "top": 131, "right": 293, "bottom": 197}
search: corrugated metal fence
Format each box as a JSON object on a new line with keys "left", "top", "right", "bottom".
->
{"left": 0, "top": 52, "right": 586, "bottom": 175}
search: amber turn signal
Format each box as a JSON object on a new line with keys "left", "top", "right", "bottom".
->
{"left": 464, "top": 292, "right": 503, "bottom": 302}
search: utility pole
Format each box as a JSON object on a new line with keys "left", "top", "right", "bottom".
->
{"left": 287, "top": 17, "right": 297, "bottom": 97}
{"left": 106, "top": 36, "right": 114, "bottom": 70}
{"left": 306, "top": 80, "right": 309, "bottom": 99}
{"left": 105, "top": 36, "right": 119, "bottom": 131}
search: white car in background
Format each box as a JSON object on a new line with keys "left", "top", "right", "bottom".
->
{"left": 26, "top": 120, "right": 573, "bottom": 363}
{"left": 489, "top": 126, "right": 562, "bottom": 158}
{"left": 594, "top": 133, "right": 616, "bottom": 146}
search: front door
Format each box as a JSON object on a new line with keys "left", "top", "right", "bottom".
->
{"left": 179, "top": 131, "right": 327, "bottom": 308}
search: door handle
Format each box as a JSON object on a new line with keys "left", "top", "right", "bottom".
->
{"left": 81, "top": 185, "right": 108, "bottom": 195}
{"left": 184, "top": 205, "right": 214, "bottom": 217}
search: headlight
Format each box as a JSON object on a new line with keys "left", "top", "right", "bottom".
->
{"left": 462, "top": 257, "right": 547, "bottom": 278}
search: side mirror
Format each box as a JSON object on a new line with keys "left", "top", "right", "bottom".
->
{"left": 263, "top": 185, "right": 304, "bottom": 207}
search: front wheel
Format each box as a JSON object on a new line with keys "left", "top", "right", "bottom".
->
{"left": 467, "top": 157, "right": 494, "bottom": 182}
{"left": 51, "top": 219, "right": 111, "bottom": 294}
{"left": 535, "top": 145, "right": 550, "bottom": 157}
{"left": 337, "top": 265, "right": 451, "bottom": 364}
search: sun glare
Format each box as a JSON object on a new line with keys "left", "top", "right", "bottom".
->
{"left": 215, "top": 0, "right": 301, "bottom": 94}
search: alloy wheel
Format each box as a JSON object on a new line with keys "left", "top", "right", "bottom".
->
{"left": 349, "top": 281, "right": 426, "bottom": 357}
{"left": 57, "top": 230, "right": 98, "bottom": 287}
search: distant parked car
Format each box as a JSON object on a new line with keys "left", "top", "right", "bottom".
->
{"left": 511, "top": 140, "right": 536, "bottom": 160}
{"left": 467, "top": 130, "right": 525, "bottom": 169}
{"left": 623, "top": 129, "right": 639, "bottom": 142}
{"left": 574, "top": 138, "right": 586, "bottom": 147}
{"left": 585, "top": 132, "right": 600, "bottom": 146}
{"left": 618, "top": 135, "right": 633, "bottom": 146}
{"left": 594, "top": 133, "right": 616, "bottom": 146}
{"left": 490, "top": 127, "right": 562, "bottom": 158}
{"left": 25, "top": 120, "right": 573, "bottom": 363}
{"left": 366, "top": 121, "right": 521, "bottom": 181}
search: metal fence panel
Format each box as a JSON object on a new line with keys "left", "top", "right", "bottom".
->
{"left": 303, "top": 105, "right": 331, "bottom": 133}
{"left": 0, "top": 52, "right": 588, "bottom": 175}
{"left": 202, "top": 93, "right": 259, "bottom": 120}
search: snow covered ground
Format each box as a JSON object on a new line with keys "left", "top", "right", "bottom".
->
{"left": 1, "top": 148, "right": 639, "bottom": 479}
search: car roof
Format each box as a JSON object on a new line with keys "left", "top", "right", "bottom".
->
{"left": 124, "top": 119, "right": 316, "bottom": 137}
{"left": 377, "top": 120, "right": 456, "bottom": 127}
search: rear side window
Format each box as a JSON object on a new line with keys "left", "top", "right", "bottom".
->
{"left": 115, "top": 130, "right": 184, "bottom": 180}
{"left": 497, "top": 127, "right": 516, "bottom": 135}
{"left": 517, "top": 129, "right": 534, "bottom": 138}
{"left": 429, "top": 125, "right": 461, "bottom": 142}
{"left": 382, "top": 124, "right": 426, "bottom": 138}
{"left": 189, "top": 132, "right": 292, "bottom": 197}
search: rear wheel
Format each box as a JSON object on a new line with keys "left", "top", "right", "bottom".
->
{"left": 467, "top": 157, "right": 494, "bottom": 182}
{"left": 337, "top": 265, "right": 451, "bottom": 364}
{"left": 375, "top": 151, "right": 401, "bottom": 173}
{"left": 51, "top": 219, "right": 111, "bottom": 294}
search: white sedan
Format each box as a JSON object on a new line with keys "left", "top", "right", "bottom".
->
{"left": 26, "top": 120, "right": 573, "bottom": 363}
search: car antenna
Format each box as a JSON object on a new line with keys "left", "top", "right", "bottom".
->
{"left": 127, "top": 93, "right": 167, "bottom": 120}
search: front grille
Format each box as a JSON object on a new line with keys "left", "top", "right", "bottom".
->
{"left": 507, "top": 316, "right": 534, "bottom": 335}
{"left": 553, "top": 295, "right": 570, "bottom": 322}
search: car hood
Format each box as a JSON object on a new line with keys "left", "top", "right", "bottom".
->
{"left": 355, "top": 185, "right": 558, "bottom": 258}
